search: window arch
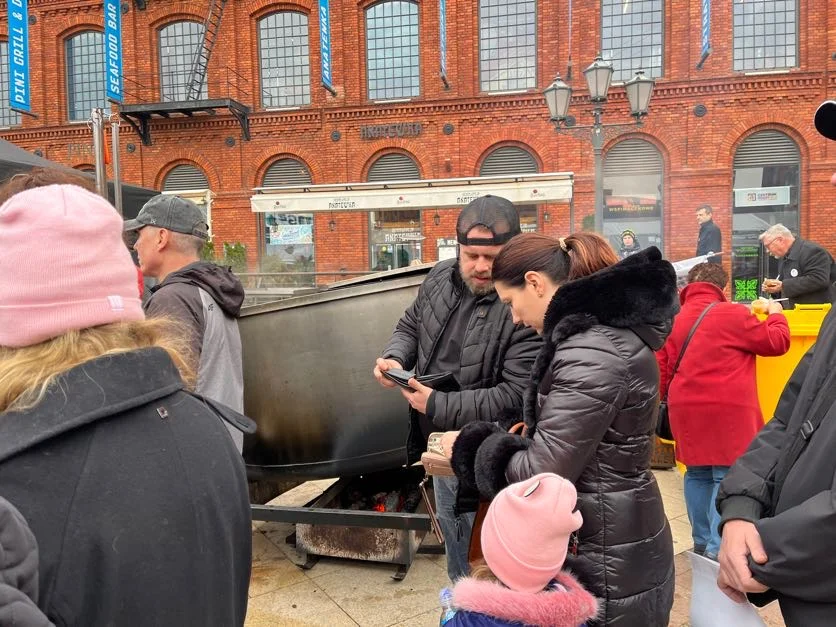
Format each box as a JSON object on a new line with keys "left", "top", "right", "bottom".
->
{"left": 159, "top": 21, "right": 207, "bottom": 102}
{"left": 603, "top": 138, "right": 664, "bottom": 255}
{"left": 365, "top": 1, "right": 420, "bottom": 100}
{"left": 367, "top": 152, "right": 421, "bottom": 270}
{"left": 162, "top": 164, "right": 209, "bottom": 191}
{"left": 259, "top": 12, "right": 311, "bottom": 108}
{"left": 261, "top": 158, "right": 314, "bottom": 273}
{"left": 601, "top": 0, "right": 663, "bottom": 82}
{"left": 66, "top": 31, "right": 109, "bottom": 121}
{"left": 0, "top": 42, "right": 21, "bottom": 127}
{"left": 479, "top": 145, "right": 538, "bottom": 232}
{"left": 479, "top": 0, "right": 536, "bottom": 93}
{"left": 733, "top": 1, "right": 797, "bottom": 71}
{"left": 731, "top": 129, "right": 800, "bottom": 302}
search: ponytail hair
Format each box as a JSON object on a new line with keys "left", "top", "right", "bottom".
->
{"left": 492, "top": 232, "right": 619, "bottom": 288}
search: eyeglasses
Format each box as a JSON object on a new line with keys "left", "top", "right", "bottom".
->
{"left": 763, "top": 237, "right": 781, "bottom": 249}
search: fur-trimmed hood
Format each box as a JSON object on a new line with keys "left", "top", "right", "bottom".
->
{"left": 452, "top": 572, "right": 599, "bottom": 626}
{"left": 541, "top": 246, "right": 678, "bottom": 349}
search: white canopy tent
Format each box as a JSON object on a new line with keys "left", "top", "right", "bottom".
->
{"left": 251, "top": 172, "right": 574, "bottom": 213}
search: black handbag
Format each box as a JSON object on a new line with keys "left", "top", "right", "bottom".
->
{"left": 656, "top": 302, "right": 717, "bottom": 440}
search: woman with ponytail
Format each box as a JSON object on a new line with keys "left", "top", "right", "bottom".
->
{"left": 448, "top": 233, "right": 678, "bottom": 625}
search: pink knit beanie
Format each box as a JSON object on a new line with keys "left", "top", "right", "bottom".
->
{"left": 480, "top": 473, "right": 583, "bottom": 593}
{"left": 0, "top": 184, "right": 144, "bottom": 347}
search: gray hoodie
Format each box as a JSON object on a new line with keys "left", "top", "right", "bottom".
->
{"left": 146, "top": 261, "right": 245, "bottom": 450}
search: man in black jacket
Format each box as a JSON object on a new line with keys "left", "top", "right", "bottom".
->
{"left": 696, "top": 204, "right": 722, "bottom": 262}
{"left": 715, "top": 100, "right": 836, "bottom": 626}
{"left": 373, "top": 196, "right": 541, "bottom": 582}
{"left": 760, "top": 223, "right": 834, "bottom": 309}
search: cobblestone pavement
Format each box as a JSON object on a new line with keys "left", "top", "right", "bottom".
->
{"left": 246, "top": 471, "right": 785, "bottom": 627}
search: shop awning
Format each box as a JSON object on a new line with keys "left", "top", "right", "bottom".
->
{"left": 251, "top": 172, "right": 574, "bottom": 213}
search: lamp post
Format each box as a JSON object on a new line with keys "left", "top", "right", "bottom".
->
{"left": 543, "top": 55, "right": 656, "bottom": 233}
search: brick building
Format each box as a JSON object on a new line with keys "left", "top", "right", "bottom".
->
{"left": 0, "top": 0, "right": 834, "bottom": 298}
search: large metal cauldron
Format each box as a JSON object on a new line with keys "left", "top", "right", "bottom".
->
{"left": 240, "top": 266, "right": 431, "bottom": 479}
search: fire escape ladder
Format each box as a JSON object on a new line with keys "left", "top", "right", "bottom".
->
{"left": 185, "top": 0, "right": 227, "bottom": 101}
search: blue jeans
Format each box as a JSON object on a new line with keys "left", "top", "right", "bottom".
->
{"left": 684, "top": 465, "right": 729, "bottom": 559}
{"left": 434, "top": 475, "right": 475, "bottom": 582}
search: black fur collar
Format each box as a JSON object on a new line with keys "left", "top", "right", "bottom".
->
{"left": 523, "top": 246, "right": 678, "bottom": 434}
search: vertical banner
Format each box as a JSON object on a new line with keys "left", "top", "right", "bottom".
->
{"left": 319, "top": 0, "right": 336, "bottom": 95}
{"left": 697, "top": 0, "right": 711, "bottom": 69}
{"left": 104, "top": 0, "right": 123, "bottom": 103}
{"left": 439, "top": 0, "right": 448, "bottom": 88}
{"left": 8, "top": 0, "right": 31, "bottom": 114}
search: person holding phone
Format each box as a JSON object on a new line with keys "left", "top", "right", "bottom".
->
{"left": 372, "top": 196, "right": 541, "bottom": 582}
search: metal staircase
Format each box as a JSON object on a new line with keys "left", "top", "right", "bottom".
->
{"left": 185, "top": 0, "right": 227, "bottom": 101}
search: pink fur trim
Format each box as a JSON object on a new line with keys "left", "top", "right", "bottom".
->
{"left": 452, "top": 571, "right": 599, "bottom": 626}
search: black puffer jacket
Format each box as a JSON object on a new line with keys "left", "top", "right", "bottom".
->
{"left": 0, "top": 497, "right": 52, "bottom": 627}
{"left": 383, "top": 259, "right": 541, "bottom": 462}
{"left": 453, "top": 248, "right": 678, "bottom": 626}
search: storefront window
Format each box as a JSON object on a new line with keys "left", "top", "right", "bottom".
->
{"left": 370, "top": 210, "right": 422, "bottom": 270}
{"left": 731, "top": 130, "right": 800, "bottom": 303}
{"left": 602, "top": 139, "right": 663, "bottom": 257}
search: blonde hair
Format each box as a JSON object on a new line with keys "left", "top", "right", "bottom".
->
{"left": 0, "top": 318, "right": 196, "bottom": 413}
{"left": 469, "top": 559, "right": 502, "bottom": 584}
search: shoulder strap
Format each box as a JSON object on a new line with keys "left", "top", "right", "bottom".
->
{"left": 770, "top": 372, "right": 836, "bottom": 509}
{"left": 663, "top": 302, "right": 717, "bottom": 401}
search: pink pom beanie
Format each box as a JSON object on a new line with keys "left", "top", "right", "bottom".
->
{"left": 480, "top": 473, "right": 583, "bottom": 593}
{"left": 0, "top": 184, "right": 144, "bottom": 347}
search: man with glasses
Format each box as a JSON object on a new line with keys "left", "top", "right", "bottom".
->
{"left": 759, "top": 224, "right": 834, "bottom": 309}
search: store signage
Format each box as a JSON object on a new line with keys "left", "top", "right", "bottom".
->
{"left": 267, "top": 224, "right": 313, "bottom": 246}
{"left": 8, "top": 0, "right": 31, "bottom": 113}
{"left": 371, "top": 228, "right": 424, "bottom": 244}
{"left": 319, "top": 0, "right": 335, "bottom": 95}
{"left": 602, "top": 196, "right": 661, "bottom": 220}
{"left": 103, "top": 0, "right": 123, "bottom": 102}
{"left": 734, "top": 186, "right": 790, "bottom": 207}
{"left": 439, "top": 0, "right": 448, "bottom": 85}
{"left": 697, "top": 0, "right": 711, "bottom": 69}
{"left": 252, "top": 177, "right": 574, "bottom": 213}
{"left": 360, "top": 123, "right": 423, "bottom": 140}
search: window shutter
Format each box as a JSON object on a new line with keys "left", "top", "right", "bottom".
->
{"left": 604, "top": 139, "right": 662, "bottom": 176}
{"left": 262, "top": 158, "right": 313, "bottom": 186}
{"left": 734, "top": 131, "right": 799, "bottom": 167}
{"left": 479, "top": 146, "right": 538, "bottom": 176}
{"left": 163, "top": 165, "right": 209, "bottom": 191}
{"left": 367, "top": 153, "right": 420, "bottom": 181}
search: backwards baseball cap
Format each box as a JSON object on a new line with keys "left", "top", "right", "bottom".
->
{"left": 124, "top": 194, "right": 209, "bottom": 240}
{"left": 456, "top": 195, "right": 521, "bottom": 246}
{"left": 815, "top": 101, "right": 836, "bottom": 141}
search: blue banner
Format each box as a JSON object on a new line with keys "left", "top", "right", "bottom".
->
{"left": 319, "top": 0, "right": 335, "bottom": 94}
{"left": 439, "top": 0, "right": 447, "bottom": 85}
{"left": 700, "top": 0, "right": 711, "bottom": 59}
{"left": 7, "top": 0, "right": 30, "bottom": 114}
{"left": 104, "top": 0, "right": 123, "bottom": 103}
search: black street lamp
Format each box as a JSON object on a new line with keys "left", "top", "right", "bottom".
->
{"left": 543, "top": 55, "right": 656, "bottom": 233}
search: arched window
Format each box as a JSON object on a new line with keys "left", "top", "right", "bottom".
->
{"left": 479, "top": 145, "right": 538, "bottom": 232}
{"left": 163, "top": 164, "right": 209, "bottom": 191}
{"left": 368, "top": 153, "right": 421, "bottom": 270}
{"left": 601, "top": 0, "right": 663, "bottom": 82}
{"left": 733, "top": 1, "right": 797, "bottom": 71}
{"left": 262, "top": 158, "right": 315, "bottom": 273}
{"left": 732, "top": 130, "right": 800, "bottom": 302}
{"left": 479, "top": 0, "right": 536, "bottom": 93}
{"left": 0, "top": 42, "right": 21, "bottom": 127}
{"left": 66, "top": 31, "right": 109, "bottom": 121}
{"left": 159, "top": 21, "right": 207, "bottom": 102}
{"left": 365, "top": 1, "right": 420, "bottom": 100}
{"left": 259, "top": 12, "right": 311, "bottom": 108}
{"left": 603, "top": 138, "right": 664, "bottom": 255}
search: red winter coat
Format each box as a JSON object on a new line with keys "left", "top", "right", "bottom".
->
{"left": 657, "top": 282, "right": 790, "bottom": 466}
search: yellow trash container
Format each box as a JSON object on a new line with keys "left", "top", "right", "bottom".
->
{"left": 756, "top": 303, "right": 832, "bottom": 422}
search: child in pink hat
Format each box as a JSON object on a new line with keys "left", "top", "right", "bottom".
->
{"left": 440, "top": 473, "right": 599, "bottom": 626}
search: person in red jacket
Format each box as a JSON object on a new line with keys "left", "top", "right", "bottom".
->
{"left": 657, "top": 262, "right": 790, "bottom": 560}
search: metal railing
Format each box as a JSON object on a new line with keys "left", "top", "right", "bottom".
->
{"left": 119, "top": 68, "right": 252, "bottom": 105}
{"left": 238, "top": 271, "right": 376, "bottom": 289}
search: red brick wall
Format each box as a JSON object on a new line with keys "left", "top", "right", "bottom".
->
{"left": 1, "top": 0, "right": 834, "bottom": 272}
